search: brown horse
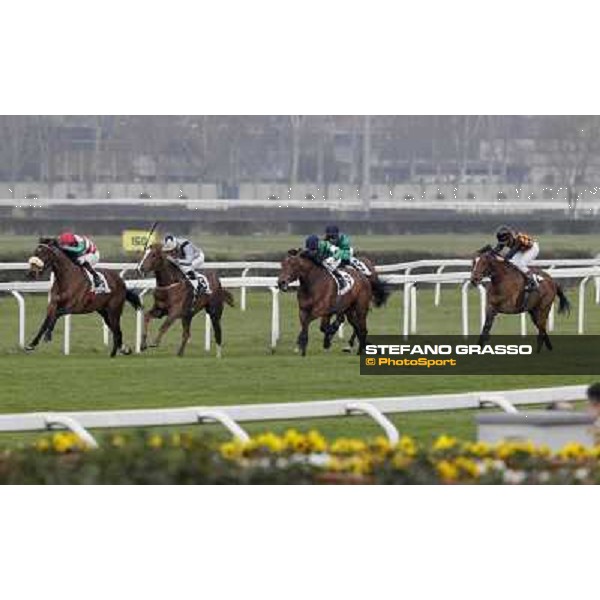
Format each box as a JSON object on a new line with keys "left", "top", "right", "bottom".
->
{"left": 26, "top": 239, "right": 142, "bottom": 356}
{"left": 138, "top": 243, "right": 234, "bottom": 357}
{"left": 470, "top": 245, "right": 571, "bottom": 351}
{"left": 277, "top": 249, "right": 372, "bottom": 356}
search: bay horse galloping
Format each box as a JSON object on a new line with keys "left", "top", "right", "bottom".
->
{"left": 138, "top": 243, "right": 234, "bottom": 357}
{"left": 277, "top": 249, "right": 372, "bottom": 356}
{"left": 26, "top": 239, "right": 142, "bottom": 356}
{"left": 470, "top": 245, "right": 571, "bottom": 352}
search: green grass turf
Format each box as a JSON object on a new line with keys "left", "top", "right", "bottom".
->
{"left": 2, "top": 233, "right": 599, "bottom": 262}
{"left": 0, "top": 278, "right": 595, "bottom": 445}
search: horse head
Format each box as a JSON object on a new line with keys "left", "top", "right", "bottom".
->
{"left": 277, "top": 248, "right": 306, "bottom": 291}
{"left": 470, "top": 245, "right": 498, "bottom": 285}
{"left": 138, "top": 243, "right": 165, "bottom": 275}
{"left": 27, "top": 240, "right": 58, "bottom": 280}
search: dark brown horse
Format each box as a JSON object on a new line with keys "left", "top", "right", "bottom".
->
{"left": 470, "top": 245, "right": 571, "bottom": 351}
{"left": 277, "top": 249, "right": 372, "bottom": 356}
{"left": 26, "top": 239, "right": 142, "bottom": 356}
{"left": 138, "top": 243, "right": 234, "bottom": 357}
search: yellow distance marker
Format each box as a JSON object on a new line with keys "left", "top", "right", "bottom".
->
{"left": 122, "top": 229, "right": 159, "bottom": 252}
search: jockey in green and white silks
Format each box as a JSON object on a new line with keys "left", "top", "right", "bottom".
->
{"left": 163, "top": 234, "right": 207, "bottom": 292}
{"left": 58, "top": 231, "right": 106, "bottom": 291}
{"left": 324, "top": 224, "right": 371, "bottom": 276}
{"left": 304, "top": 234, "right": 347, "bottom": 290}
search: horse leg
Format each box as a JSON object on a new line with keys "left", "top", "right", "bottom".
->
{"left": 297, "top": 310, "right": 311, "bottom": 357}
{"left": 141, "top": 306, "right": 162, "bottom": 351}
{"left": 26, "top": 305, "right": 63, "bottom": 351}
{"left": 478, "top": 307, "right": 497, "bottom": 346}
{"left": 342, "top": 331, "right": 357, "bottom": 353}
{"left": 176, "top": 314, "right": 193, "bottom": 357}
{"left": 152, "top": 310, "right": 179, "bottom": 348}
{"left": 208, "top": 301, "right": 224, "bottom": 358}
{"left": 529, "top": 306, "right": 552, "bottom": 352}
{"left": 321, "top": 314, "right": 344, "bottom": 350}
{"left": 345, "top": 308, "right": 367, "bottom": 354}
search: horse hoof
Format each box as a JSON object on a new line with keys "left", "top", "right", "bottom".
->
{"left": 24, "top": 345, "right": 35, "bottom": 353}
{"left": 342, "top": 346, "right": 353, "bottom": 353}
{"left": 120, "top": 346, "right": 132, "bottom": 356}
{"left": 294, "top": 347, "right": 300, "bottom": 354}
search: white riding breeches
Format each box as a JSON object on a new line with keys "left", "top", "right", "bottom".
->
{"left": 77, "top": 251, "right": 99, "bottom": 267}
{"left": 509, "top": 242, "right": 539, "bottom": 274}
{"left": 323, "top": 256, "right": 341, "bottom": 271}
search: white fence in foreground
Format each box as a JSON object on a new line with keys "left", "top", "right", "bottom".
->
{"left": 0, "top": 385, "right": 587, "bottom": 447}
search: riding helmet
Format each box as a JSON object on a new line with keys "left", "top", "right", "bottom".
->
{"left": 324, "top": 224, "right": 339, "bottom": 240}
{"left": 305, "top": 235, "right": 319, "bottom": 251}
{"left": 59, "top": 231, "right": 76, "bottom": 246}
{"left": 495, "top": 225, "right": 514, "bottom": 242}
{"left": 163, "top": 234, "right": 178, "bottom": 252}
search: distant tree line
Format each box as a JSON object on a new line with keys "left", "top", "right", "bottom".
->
{"left": 0, "top": 115, "right": 598, "bottom": 187}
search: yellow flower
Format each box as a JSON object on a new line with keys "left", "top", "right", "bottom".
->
{"left": 251, "top": 432, "right": 285, "bottom": 453}
{"left": 306, "top": 430, "right": 327, "bottom": 453}
{"left": 433, "top": 435, "right": 458, "bottom": 452}
{"left": 557, "top": 442, "right": 590, "bottom": 460}
{"left": 52, "top": 432, "right": 84, "bottom": 453}
{"left": 437, "top": 460, "right": 459, "bottom": 482}
{"left": 330, "top": 438, "right": 367, "bottom": 455}
{"left": 147, "top": 434, "right": 163, "bottom": 449}
{"left": 396, "top": 435, "right": 417, "bottom": 456}
{"left": 464, "top": 441, "right": 490, "bottom": 458}
{"left": 454, "top": 457, "right": 479, "bottom": 478}
{"left": 220, "top": 440, "right": 244, "bottom": 460}
{"left": 170, "top": 433, "right": 181, "bottom": 448}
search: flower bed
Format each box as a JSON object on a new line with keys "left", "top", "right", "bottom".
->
{"left": 1, "top": 430, "right": 600, "bottom": 484}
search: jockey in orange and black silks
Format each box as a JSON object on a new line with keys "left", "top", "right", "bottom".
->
{"left": 493, "top": 225, "right": 540, "bottom": 290}
{"left": 57, "top": 231, "right": 106, "bottom": 290}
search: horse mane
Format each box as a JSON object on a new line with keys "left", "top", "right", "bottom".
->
{"left": 38, "top": 236, "right": 57, "bottom": 246}
{"left": 476, "top": 244, "right": 495, "bottom": 255}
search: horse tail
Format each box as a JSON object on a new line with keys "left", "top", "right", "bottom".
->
{"left": 221, "top": 288, "right": 235, "bottom": 307}
{"left": 125, "top": 289, "right": 143, "bottom": 311}
{"left": 370, "top": 277, "right": 391, "bottom": 308}
{"left": 556, "top": 284, "right": 571, "bottom": 315}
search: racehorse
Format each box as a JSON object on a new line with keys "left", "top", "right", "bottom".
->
{"left": 470, "top": 245, "right": 571, "bottom": 352}
{"left": 138, "top": 243, "right": 234, "bottom": 357}
{"left": 26, "top": 238, "right": 142, "bottom": 356}
{"left": 277, "top": 249, "right": 372, "bottom": 355}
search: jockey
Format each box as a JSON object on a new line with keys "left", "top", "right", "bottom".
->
{"left": 57, "top": 231, "right": 105, "bottom": 290}
{"left": 324, "top": 224, "right": 371, "bottom": 276}
{"left": 304, "top": 234, "right": 346, "bottom": 290}
{"left": 163, "top": 234, "right": 207, "bottom": 292}
{"left": 493, "top": 225, "right": 540, "bottom": 291}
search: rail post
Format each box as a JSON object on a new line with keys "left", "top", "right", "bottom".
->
{"left": 402, "top": 282, "right": 412, "bottom": 339}
{"left": 135, "top": 289, "right": 149, "bottom": 354}
{"left": 205, "top": 312, "right": 212, "bottom": 351}
{"left": 345, "top": 402, "right": 400, "bottom": 444}
{"left": 433, "top": 265, "right": 446, "bottom": 306}
{"left": 10, "top": 290, "right": 26, "bottom": 348}
{"left": 410, "top": 285, "right": 417, "bottom": 333}
{"left": 43, "top": 414, "right": 99, "bottom": 449}
{"left": 578, "top": 275, "right": 591, "bottom": 334}
{"left": 270, "top": 286, "right": 280, "bottom": 350}
{"left": 240, "top": 267, "right": 251, "bottom": 311}
{"left": 63, "top": 314, "right": 71, "bottom": 355}
{"left": 478, "top": 284, "right": 486, "bottom": 332}
{"left": 461, "top": 280, "right": 470, "bottom": 338}
{"left": 196, "top": 409, "right": 250, "bottom": 442}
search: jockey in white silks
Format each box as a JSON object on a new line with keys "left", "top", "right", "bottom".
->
{"left": 163, "top": 234, "right": 207, "bottom": 293}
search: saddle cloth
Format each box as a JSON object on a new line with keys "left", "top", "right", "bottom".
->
{"left": 83, "top": 270, "right": 111, "bottom": 294}
{"left": 331, "top": 270, "right": 354, "bottom": 295}
{"left": 190, "top": 273, "right": 211, "bottom": 295}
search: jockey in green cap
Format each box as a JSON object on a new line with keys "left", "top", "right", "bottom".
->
{"left": 324, "top": 224, "right": 371, "bottom": 276}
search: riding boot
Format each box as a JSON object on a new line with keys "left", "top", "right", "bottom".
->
{"left": 525, "top": 273, "right": 538, "bottom": 292}
{"left": 84, "top": 264, "right": 103, "bottom": 289}
{"left": 332, "top": 269, "right": 346, "bottom": 293}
